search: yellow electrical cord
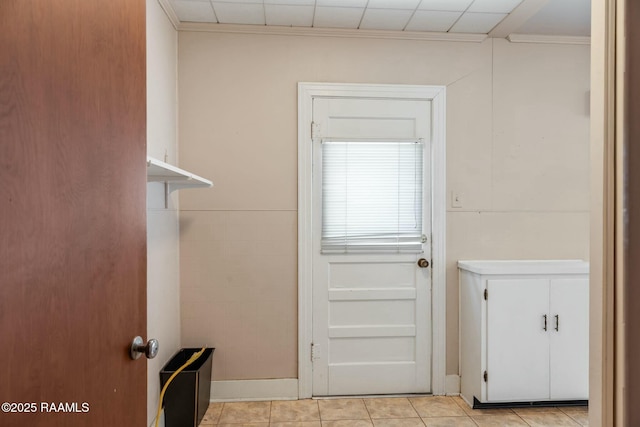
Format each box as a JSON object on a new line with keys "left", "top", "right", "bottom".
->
{"left": 155, "top": 347, "right": 207, "bottom": 427}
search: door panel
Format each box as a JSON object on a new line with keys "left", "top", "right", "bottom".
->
{"left": 312, "top": 98, "right": 431, "bottom": 396}
{"left": 328, "top": 363, "right": 424, "bottom": 395}
{"left": 0, "top": 1, "right": 147, "bottom": 426}
{"left": 314, "top": 98, "right": 431, "bottom": 140}
{"left": 330, "top": 337, "right": 416, "bottom": 363}
{"left": 328, "top": 262, "right": 417, "bottom": 288}
{"left": 487, "top": 279, "right": 550, "bottom": 402}
{"left": 331, "top": 298, "right": 416, "bottom": 326}
{"left": 549, "top": 278, "right": 589, "bottom": 400}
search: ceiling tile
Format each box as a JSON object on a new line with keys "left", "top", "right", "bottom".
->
{"left": 313, "top": 6, "right": 365, "bottom": 29}
{"left": 417, "top": 0, "right": 473, "bottom": 11}
{"left": 265, "top": 4, "right": 314, "bottom": 26}
{"left": 264, "top": 0, "right": 315, "bottom": 5}
{"left": 316, "top": 0, "right": 368, "bottom": 7}
{"left": 359, "top": 8, "right": 414, "bottom": 30}
{"left": 405, "top": 10, "right": 462, "bottom": 32}
{"left": 516, "top": 0, "right": 590, "bottom": 37}
{"left": 171, "top": 0, "right": 217, "bottom": 23}
{"left": 210, "top": 0, "right": 261, "bottom": 3}
{"left": 367, "top": 0, "right": 421, "bottom": 9}
{"left": 467, "top": 0, "right": 523, "bottom": 13}
{"left": 212, "top": 2, "right": 265, "bottom": 25}
{"left": 449, "top": 11, "right": 506, "bottom": 33}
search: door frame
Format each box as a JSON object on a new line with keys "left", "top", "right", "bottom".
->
{"left": 297, "top": 82, "right": 447, "bottom": 398}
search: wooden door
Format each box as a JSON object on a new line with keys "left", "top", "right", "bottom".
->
{"left": 486, "top": 279, "right": 550, "bottom": 402}
{"left": 627, "top": 0, "right": 640, "bottom": 423}
{"left": 311, "top": 97, "right": 432, "bottom": 395}
{"left": 0, "top": 1, "right": 147, "bottom": 426}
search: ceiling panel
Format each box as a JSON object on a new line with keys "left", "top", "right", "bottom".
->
{"left": 265, "top": 4, "right": 314, "bottom": 26}
{"left": 171, "top": 0, "right": 217, "bottom": 23}
{"left": 417, "top": 0, "right": 474, "bottom": 12}
{"left": 209, "top": 0, "right": 260, "bottom": 3}
{"left": 359, "top": 8, "right": 414, "bottom": 30}
{"left": 516, "top": 0, "right": 591, "bottom": 36}
{"left": 367, "top": 0, "right": 421, "bottom": 9}
{"left": 449, "top": 12, "right": 507, "bottom": 33}
{"left": 313, "top": 6, "right": 365, "bottom": 29}
{"left": 316, "top": 0, "right": 368, "bottom": 6}
{"left": 264, "top": 0, "right": 315, "bottom": 4}
{"left": 169, "top": 0, "right": 590, "bottom": 37}
{"left": 212, "top": 2, "right": 265, "bottom": 24}
{"left": 405, "top": 10, "right": 462, "bottom": 32}
{"left": 467, "top": 0, "right": 523, "bottom": 13}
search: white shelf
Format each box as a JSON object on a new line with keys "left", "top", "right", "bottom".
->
{"left": 146, "top": 156, "right": 213, "bottom": 190}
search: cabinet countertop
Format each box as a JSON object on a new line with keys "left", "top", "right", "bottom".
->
{"left": 457, "top": 260, "right": 589, "bottom": 276}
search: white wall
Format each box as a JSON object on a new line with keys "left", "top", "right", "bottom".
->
{"left": 447, "top": 39, "right": 591, "bottom": 375}
{"left": 146, "top": 0, "right": 179, "bottom": 425}
{"left": 177, "top": 31, "right": 590, "bottom": 384}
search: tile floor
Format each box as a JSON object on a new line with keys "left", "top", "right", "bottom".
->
{"left": 199, "top": 396, "right": 588, "bottom": 426}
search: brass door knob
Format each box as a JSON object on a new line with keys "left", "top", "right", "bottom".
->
{"left": 417, "top": 258, "right": 430, "bottom": 268}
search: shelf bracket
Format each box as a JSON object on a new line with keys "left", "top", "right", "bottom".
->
{"left": 146, "top": 156, "right": 213, "bottom": 209}
{"left": 164, "top": 182, "right": 169, "bottom": 209}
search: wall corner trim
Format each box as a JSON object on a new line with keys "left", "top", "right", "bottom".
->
{"left": 210, "top": 379, "right": 299, "bottom": 402}
{"left": 445, "top": 375, "right": 461, "bottom": 396}
{"left": 156, "top": 0, "right": 180, "bottom": 30}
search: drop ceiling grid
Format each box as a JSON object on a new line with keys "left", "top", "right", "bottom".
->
{"left": 170, "top": 0, "right": 524, "bottom": 34}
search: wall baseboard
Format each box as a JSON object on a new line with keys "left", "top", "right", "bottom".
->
{"left": 210, "top": 379, "right": 299, "bottom": 402}
{"left": 209, "top": 377, "right": 458, "bottom": 401}
{"left": 445, "top": 375, "right": 461, "bottom": 396}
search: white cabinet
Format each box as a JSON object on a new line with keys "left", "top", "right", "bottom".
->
{"left": 459, "top": 260, "right": 589, "bottom": 406}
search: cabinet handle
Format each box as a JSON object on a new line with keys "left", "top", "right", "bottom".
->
{"left": 543, "top": 314, "right": 547, "bottom": 331}
{"left": 555, "top": 315, "right": 559, "bottom": 331}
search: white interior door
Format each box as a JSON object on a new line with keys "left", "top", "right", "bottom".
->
{"left": 311, "top": 97, "right": 432, "bottom": 396}
{"left": 549, "top": 278, "right": 589, "bottom": 400}
{"left": 486, "top": 279, "right": 550, "bottom": 402}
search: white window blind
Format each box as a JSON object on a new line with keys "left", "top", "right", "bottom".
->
{"left": 321, "top": 140, "right": 424, "bottom": 253}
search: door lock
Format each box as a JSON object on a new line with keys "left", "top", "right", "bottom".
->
{"left": 417, "top": 258, "right": 430, "bottom": 268}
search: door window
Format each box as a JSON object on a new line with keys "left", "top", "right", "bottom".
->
{"left": 321, "top": 140, "right": 424, "bottom": 253}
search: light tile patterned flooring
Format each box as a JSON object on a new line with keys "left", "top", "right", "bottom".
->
{"left": 200, "top": 396, "right": 588, "bottom": 426}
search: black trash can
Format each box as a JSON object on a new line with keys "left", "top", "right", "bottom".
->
{"left": 160, "top": 348, "right": 214, "bottom": 427}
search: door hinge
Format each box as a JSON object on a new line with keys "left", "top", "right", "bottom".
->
{"left": 484, "top": 289, "right": 488, "bottom": 300}
{"left": 311, "top": 121, "right": 321, "bottom": 139}
{"left": 310, "top": 342, "right": 316, "bottom": 362}
{"left": 483, "top": 370, "right": 488, "bottom": 382}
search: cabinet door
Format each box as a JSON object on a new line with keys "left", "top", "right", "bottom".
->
{"left": 487, "top": 279, "right": 550, "bottom": 401}
{"left": 549, "top": 278, "right": 589, "bottom": 400}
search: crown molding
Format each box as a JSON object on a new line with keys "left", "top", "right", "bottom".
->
{"left": 507, "top": 33, "right": 591, "bottom": 45}
{"left": 156, "top": 0, "right": 180, "bottom": 30}
{"left": 177, "top": 22, "right": 488, "bottom": 43}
